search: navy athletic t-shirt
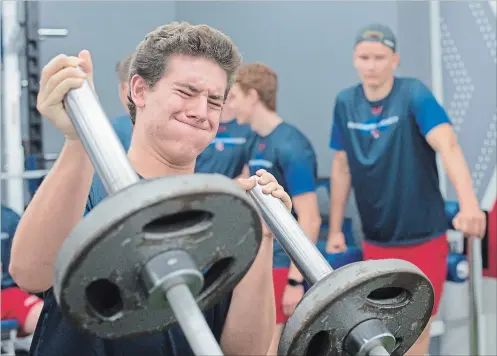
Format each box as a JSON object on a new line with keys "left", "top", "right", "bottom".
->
{"left": 1, "top": 205, "right": 20, "bottom": 289}
{"left": 329, "top": 77, "right": 449, "bottom": 246}
{"left": 247, "top": 122, "right": 318, "bottom": 267}
{"left": 111, "top": 114, "right": 133, "bottom": 152}
{"left": 29, "top": 175, "right": 233, "bottom": 356}
{"left": 195, "top": 119, "right": 254, "bottom": 178}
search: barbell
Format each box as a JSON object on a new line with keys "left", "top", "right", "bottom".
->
{"left": 53, "top": 68, "right": 434, "bottom": 356}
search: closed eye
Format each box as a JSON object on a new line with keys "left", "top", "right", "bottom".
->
{"left": 209, "top": 101, "right": 222, "bottom": 109}
{"left": 177, "top": 89, "right": 192, "bottom": 97}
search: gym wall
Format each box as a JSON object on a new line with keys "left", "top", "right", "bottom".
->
{"left": 34, "top": 1, "right": 432, "bottom": 177}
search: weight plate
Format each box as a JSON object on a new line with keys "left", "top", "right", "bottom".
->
{"left": 53, "top": 174, "right": 262, "bottom": 339}
{"left": 279, "top": 259, "right": 434, "bottom": 356}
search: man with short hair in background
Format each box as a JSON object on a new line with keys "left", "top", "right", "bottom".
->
{"left": 327, "top": 24, "right": 486, "bottom": 355}
{"left": 228, "top": 62, "right": 322, "bottom": 354}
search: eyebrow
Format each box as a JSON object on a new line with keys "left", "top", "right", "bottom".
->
{"left": 174, "top": 82, "right": 224, "bottom": 101}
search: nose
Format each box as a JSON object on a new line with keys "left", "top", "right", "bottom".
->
{"left": 366, "top": 59, "right": 377, "bottom": 71}
{"left": 186, "top": 95, "right": 208, "bottom": 122}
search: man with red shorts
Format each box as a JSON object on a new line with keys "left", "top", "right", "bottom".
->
{"left": 327, "top": 24, "right": 486, "bottom": 356}
{"left": 1, "top": 205, "right": 43, "bottom": 336}
{"left": 228, "top": 63, "right": 322, "bottom": 354}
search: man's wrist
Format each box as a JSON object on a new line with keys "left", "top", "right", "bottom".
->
{"left": 458, "top": 194, "right": 480, "bottom": 211}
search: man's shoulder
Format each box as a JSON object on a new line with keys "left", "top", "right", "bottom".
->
{"left": 336, "top": 83, "right": 362, "bottom": 104}
{"left": 394, "top": 76, "right": 429, "bottom": 96}
{"left": 274, "top": 123, "right": 315, "bottom": 157}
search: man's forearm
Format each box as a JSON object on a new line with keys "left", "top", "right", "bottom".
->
{"left": 221, "top": 238, "right": 275, "bottom": 355}
{"left": 440, "top": 143, "right": 479, "bottom": 209}
{"left": 287, "top": 215, "right": 321, "bottom": 281}
{"left": 329, "top": 166, "right": 351, "bottom": 233}
{"left": 10, "top": 140, "right": 94, "bottom": 293}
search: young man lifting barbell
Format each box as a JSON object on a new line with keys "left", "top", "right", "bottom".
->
{"left": 9, "top": 22, "right": 291, "bottom": 356}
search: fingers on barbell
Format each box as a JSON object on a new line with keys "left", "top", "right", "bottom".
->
{"left": 40, "top": 77, "right": 87, "bottom": 113}
{"left": 260, "top": 181, "right": 280, "bottom": 194}
{"left": 255, "top": 170, "right": 276, "bottom": 185}
{"left": 42, "top": 66, "right": 86, "bottom": 101}
{"left": 40, "top": 55, "right": 83, "bottom": 90}
{"left": 271, "top": 188, "right": 292, "bottom": 210}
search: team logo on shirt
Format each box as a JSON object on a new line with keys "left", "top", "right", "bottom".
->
{"left": 215, "top": 141, "right": 225, "bottom": 151}
{"left": 347, "top": 116, "right": 399, "bottom": 139}
{"left": 372, "top": 106, "right": 383, "bottom": 115}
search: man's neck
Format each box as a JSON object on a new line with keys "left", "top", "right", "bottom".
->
{"left": 127, "top": 143, "right": 195, "bottom": 179}
{"left": 219, "top": 116, "right": 234, "bottom": 124}
{"left": 362, "top": 76, "right": 395, "bottom": 102}
{"left": 250, "top": 106, "right": 283, "bottom": 137}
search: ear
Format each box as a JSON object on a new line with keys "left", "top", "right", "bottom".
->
{"left": 130, "top": 74, "right": 147, "bottom": 109}
{"left": 248, "top": 88, "right": 260, "bottom": 105}
{"left": 392, "top": 53, "right": 400, "bottom": 70}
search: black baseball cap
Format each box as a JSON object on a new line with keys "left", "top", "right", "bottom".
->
{"left": 354, "top": 24, "right": 397, "bottom": 52}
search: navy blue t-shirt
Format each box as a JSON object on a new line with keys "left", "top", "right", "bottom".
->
{"left": 1, "top": 205, "right": 20, "bottom": 289}
{"left": 111, "top": 114, "right": 133, "bottom": 152}
{"left": 247, "top": 122, "right": 318, "bottom": 267}
{"left": 329, "top": 77, "right": 450, "bottom": 246}
{"left": 195, "top": 119, "right": 254, "bottom": 178}
{"left": 29, "top": 175, "right": 233, "bottom": 356}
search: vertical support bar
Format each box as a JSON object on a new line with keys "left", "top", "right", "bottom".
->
{"left": 1, "top": 0, "right": 25, "bottom": 214}
{"left": 469, "top": 237, "right": 485, "bottom": 355}
{"left": 429, "top": 0, "right": 447, "bottom": 199}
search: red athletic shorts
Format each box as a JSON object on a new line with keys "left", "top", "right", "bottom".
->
{"left": 1, "top": 287, "right": 43, "bottom": 333}
{"left": 362, "top": 234, "right": 448, "bottom": 316}
{"left": 272, "top": 268, "right": 290, "bottom": 324}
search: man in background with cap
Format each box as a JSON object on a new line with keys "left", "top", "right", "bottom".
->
{"left": 326, "top": 24, "right": 485, "bottom": 355}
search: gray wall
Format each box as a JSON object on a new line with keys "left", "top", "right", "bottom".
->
{"left": 36, "top": 1, "right": 432, "bottom": 177}
{"left": 37, "top": 1, "right": 176, "bottom": 155}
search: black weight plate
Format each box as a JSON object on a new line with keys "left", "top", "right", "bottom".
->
{"left": 279, "top": 259, "right": 434, "bottom": 356}
{"left": 53, "top": 174, "right": 262, "bottom": 339}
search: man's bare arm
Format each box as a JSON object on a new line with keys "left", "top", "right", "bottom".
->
{"left": 328, "top": 151, "right": 352, "bottom": 235}
{"left": 221, "top": 237, "right": 275, "bottom": 355}
{"left": 10, "top": 140, "right": 94, "bottom": 293}
{"left": 426, "top": 124, "right": 479, "bottom": 209}
{"left": 286, "top": 192, "right": 321, "bottom": 281}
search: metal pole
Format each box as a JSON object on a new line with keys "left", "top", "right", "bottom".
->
{"left": 248, "top": 184, "right": 332, "bottom": 285}
{"left": 63, "top": 75, "right": 138, "bottom": 194}
{"left": 1, "top": 0, "right": 25, "bottom": 214}
{"left": 166, "top": 284, "right": 223, "bottom": 355}
{"left": 368, "top": 345, "right": 391, "bottom": 356}
{"left": 469, "top": 237, "right": 485, "bottom": 355}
